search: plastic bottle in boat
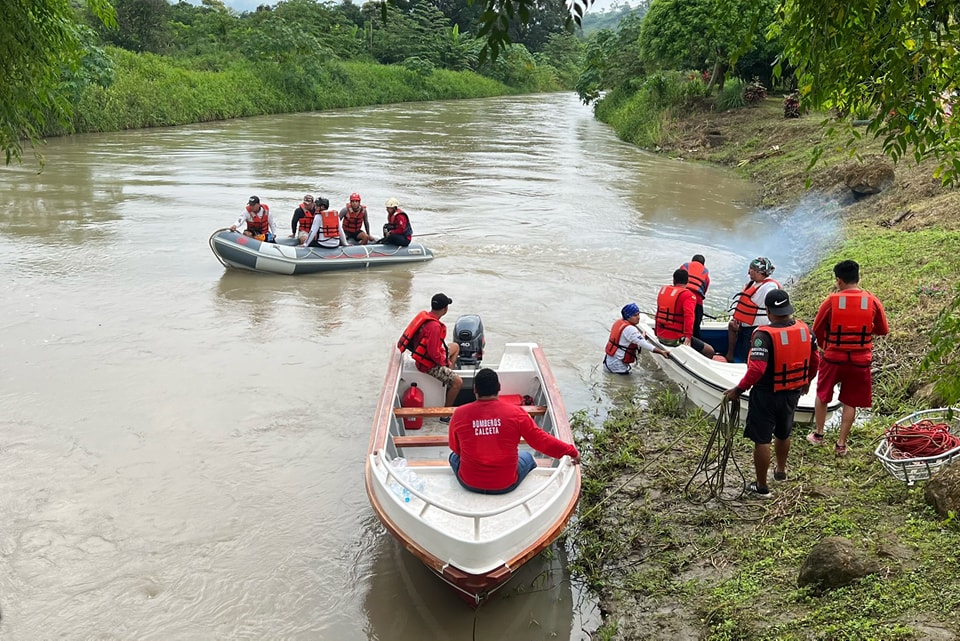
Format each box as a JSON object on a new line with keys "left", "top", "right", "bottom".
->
{"left": 389, "top": 459, "right": 425, "bottom": 502}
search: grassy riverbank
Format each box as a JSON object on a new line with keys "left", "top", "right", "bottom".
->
{"left": 58, "top": 47, "right": 524, "bottom": 135}
{"left": 575, "top": 97, "right": 960, "bottom": 639}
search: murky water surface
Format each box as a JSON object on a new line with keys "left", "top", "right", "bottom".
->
{"left": 0, "top": 93, "right": 835, "bottom": 639}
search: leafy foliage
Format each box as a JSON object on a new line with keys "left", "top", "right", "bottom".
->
{"left": 921, "top": 283, "right": 960, "bottom": 404}
{"left": 1, "top": 0, "right": 116, "bottom": 163}
{"left": 774, "top": 0, "right": 960, "bottom": 184}
{"left": 742, "top": 77, "right": 766, "bottom": 105}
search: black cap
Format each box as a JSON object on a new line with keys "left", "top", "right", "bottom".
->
{"left": 248, "top": 195, "right": 260, "bottom": 205}
{"left": 431, "top": 293, "right": 453, "bottom": 310}
{"left": 765, "top": 289, "right": 794, "bottom": 316}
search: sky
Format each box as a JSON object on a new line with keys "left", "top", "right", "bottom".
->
{"left": 200, "top": 0, "right": 627, "bottom": 16}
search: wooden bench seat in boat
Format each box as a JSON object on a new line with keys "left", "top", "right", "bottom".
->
{"left": 392, "top": 405, "right": 547, "bottom": 418}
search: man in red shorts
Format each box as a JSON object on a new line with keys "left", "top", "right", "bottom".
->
{"left": 448, "top": 368, "right": 580, "bottom": 494}
{"left": 806, "top": 260, "right": 889, "bottom": 455}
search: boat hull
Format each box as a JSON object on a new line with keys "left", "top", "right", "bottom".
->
{"left": 365, "top": 343, "right": 580, "bottom": 605}
{"left": 208, "top": 229, "right": 433, "bottom": 274}
{"left": 638, "top": 314, "right": 840, "bottom": 423}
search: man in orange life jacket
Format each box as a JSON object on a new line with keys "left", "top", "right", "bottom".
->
{"left": 448, "top": 368, "right": 579, "bottom": 494}
{"left": 290, "top": 194, "right": 318, "bottom": 244}
{"left": 655, "top": 269, "right": 716, "bottom": 359}
{"left": 231, "top": 195, "right": 277, "bottom": 242}
{"left": 339, "top": 192, "right": 373, "bottom": 245}
{"left": 397, "top": 293, "right": 463, "bottom": 409}
{"left": 302, "top": 197, "right": 348, "bottom": 248}
{"left": 679, "top": 254, "right": 710, "bottom": 339}
{"left": 724, "top": 289, "right": 819, "bottom": 497}
{"left": 377, "top": 198, "right": 412, "bottom": 247}
{"left": 725, "top": 256, "right": 781, "bottom": 363}
{"left": 806, "top": 260, "right": 889, "bottom": 456}
{"left": 603, "top": 303, "right": 670, "bottom": 375}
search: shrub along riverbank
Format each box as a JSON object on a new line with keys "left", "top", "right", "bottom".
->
{"left": 55, "top": 47, "right": 531, "bottom": 136}
{"left": 573, "top": 95, "right": 960, "bottom": 639}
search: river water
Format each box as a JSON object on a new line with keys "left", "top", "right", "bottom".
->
{"left": 0, "top": 93, "right": 835, "bottom": 640}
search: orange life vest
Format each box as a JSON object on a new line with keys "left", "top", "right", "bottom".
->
{"left": 680, "top": 261, "right": 709, "bottom": 299}
{"left": 318, "top": 209, "right": 340, "bottom": 239}
{"left": 297, "top": 203, "right": 316, "bottom": 233}
{"left": 342, "top": 204, "right": 366, "bottom": 235}
{"left": 655, "top": 285, "right": 687, "bottom": 339}
{"left": 732, "top": 278, "right": 780, "bottom": 325}
{"left": 605, "top": 319, "right": 638, "bottom": 364}
{"left": 244, "top": 204, "right": 271, "bottom": 235}
{"left": 397, "top": 311, "right": 446, "bottom": 371}
{"left": 823, "top": 291, "right": 879, "bottom": 351}
{"left": 754, "top": 322, "right": 812, "bottom": 392}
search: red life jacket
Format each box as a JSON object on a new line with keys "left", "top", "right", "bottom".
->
{"left": 823, "top": 291, "right": 880, "bottom": 351}
{"left": 318, "top": 210, "right": 340, "bottom": 239}
{"left": 754, "top": 322, "right": 812, "bottom": 392}
{"left": 397, "top": 311, "right": 446, "bottom": 371}
{"left": 605, "top": 319, "right": 638, "bottom": 364}
{"left": 386, "top": 209, "right": 412, "bottom": 240}
{"left": 342, "top": 204, "right": 366, "bottom": 235}
{"left": 680, "top": 261, "right": 709, "bottom": 300}
{"left": 732, "top": 278, "right": 780, "bottom": 325}
{"left": 655, "top": 285, "right": 687, "bottom": 339}
{"left": 297, "top": 203, "right": 316, "bottom": 233}
{"left": 244, "top": 204, "right": 271, "bottom": 235}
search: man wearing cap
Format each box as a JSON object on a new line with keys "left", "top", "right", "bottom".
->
{"left": 302, "top": 197, "right": 347, "bottom": 249}
{"left": 448, "top": 368, "right": 580, "bottom": 494}
{"left": 290, "top": 194, "right": 318, "bottom": 244}
{"left": 377, "top": 198, "right": 412, "bottom": 247}
{"left": 339, "top": 193, "right": 373, "bottom": 245}
{"left": 724, "top": 289, "right": 819, "bottom": 497}
{"left": 397, "top": 294, "right": 463, "bottom": 408}
{"left": 725, "top": 257, "right": 781, "bottom": 363}
{"left": 806, "top": 260, "right": 889, "bottom": 456}
{"left": 655, "top": 268, "right": 716, "bottom": 359}
{"left": 604, "top": 303, "right": 670, "bottom": 375}
{"left": 231, "top": 196, "right": 277, "bottom": 242}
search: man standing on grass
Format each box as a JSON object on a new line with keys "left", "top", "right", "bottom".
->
{"left": 724, "top": 289, "right": 819, "bottom": 498}
{"left": 806, "top": 260, "right": 889, "bottom": 456}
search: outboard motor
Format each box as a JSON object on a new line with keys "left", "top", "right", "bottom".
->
{"left": 453, "top": 314, "right": 485, "bottom": 368}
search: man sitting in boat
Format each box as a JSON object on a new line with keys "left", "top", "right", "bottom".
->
{"left": 230, "top": 195, "right": 276, "bottom": 242}
{"left": 603, "top": 303, "right": 670, "bottom": 375}
{"left": 655, "top": 269, "right": 716, "bottom": 358}
{"left": 302, "top": 198, "right": 347, "bottom": 248}
{"left": 339, "top": 192, "right": 373, "bottom": 245}
{"left": 376, "top": 198, "right": 412, "bottom": 247}
{"left": 725, "top": 257, "right": 781, "bottom": 363}
{"left": 448, "top": 368, "right": 580, "bottom": 495}
{"left": 290, "top": 194, "right": 318, "bottom": 245}
{"left": 397, "top": 293, "right": 463, "bottom": 409}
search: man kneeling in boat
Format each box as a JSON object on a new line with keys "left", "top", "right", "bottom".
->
{"left": 397, "top": 293, "right": 463, "bottom": 409}
{"left": 231, "top": 195, "right": 277, "bottom": 242}
{"left": 448, "top": 368, "right": 580, "bottom": 495}
{"left": 654, "top": 269, "right": 716, "bottom": 359}
{"left": 604, "top": 303, "right": 670, "bottom": 375}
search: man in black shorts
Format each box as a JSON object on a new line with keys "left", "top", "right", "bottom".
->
{"left": 723, "top": 290, "right": 819, "bottom": 497}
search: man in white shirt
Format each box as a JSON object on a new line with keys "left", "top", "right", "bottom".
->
{"left": 604, "top": 303, "right": 671, "bottom": 374}
{"left": 302, "top": 199, "right": 348, "bottom": 248}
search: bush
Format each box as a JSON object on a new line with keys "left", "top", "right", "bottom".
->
{"left": 743, "top": 77, "right": 767, "bottom": 106}
{"left": 784, "top": 92, "right": 800, "bottom": 118}
{"left": 715, "top": 80, "right": 745, "bottom": 111}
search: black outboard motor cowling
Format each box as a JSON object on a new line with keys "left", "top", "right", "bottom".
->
{"left": 453, "top": 314, "right": 485, "bottom": 368}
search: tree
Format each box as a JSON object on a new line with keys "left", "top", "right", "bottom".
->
{"left": 100, "top": 0, "right": 171, "bottom": 53}
{"left": 1, "top": 0, "right": 115, "bottom": 164}
{"left": 774, "top": 0, "right": 960, "bottom": 184}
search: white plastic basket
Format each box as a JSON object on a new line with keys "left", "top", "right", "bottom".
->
{"left": 874, "top": 407, "right": 960, "bottom": 485}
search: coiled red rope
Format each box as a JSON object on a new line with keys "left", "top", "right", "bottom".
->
{"left": 885, "top": 419, "right": 960, "bottom": 459}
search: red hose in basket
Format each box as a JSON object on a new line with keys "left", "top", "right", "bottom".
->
{"left": 885, "top": 419, "right": 960, "bottom": 458}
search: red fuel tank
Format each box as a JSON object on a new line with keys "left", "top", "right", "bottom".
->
{"left": 401, "top": 382, "right": 424, "bottom": 430}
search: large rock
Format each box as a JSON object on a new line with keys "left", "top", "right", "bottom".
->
{"left": 843, "top": 158, "right": 895, "bottom": 195}
{"left": 798, "top": 537, "right": 880, "bottom": 590}
{"left": 924, "top": 460, "right": 960, "bottom": 516}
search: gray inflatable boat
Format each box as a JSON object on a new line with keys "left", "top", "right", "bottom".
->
{"left": 208, "top": 229, "right": 434, "bottom": 275}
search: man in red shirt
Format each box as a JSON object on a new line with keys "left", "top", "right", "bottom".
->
{"left": 678, "top": 254, "right": 710, "bottom": 339}
{"left": 448, "top": 368, "right": 580, "bottom": 494}
{"left": 806, "top": 260, "right": 889, "bottom": 456}
{"left": 397, "top": 293, "right": 462, "bottom": 408}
